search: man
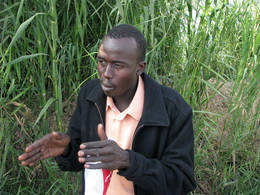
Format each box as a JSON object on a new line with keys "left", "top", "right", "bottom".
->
{"left": 19, "top": 24, "right": 196, "bottom": 195}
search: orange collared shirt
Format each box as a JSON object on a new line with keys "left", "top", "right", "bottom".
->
{"left": 105, "top": 76, "right": 144, "bottom": 195}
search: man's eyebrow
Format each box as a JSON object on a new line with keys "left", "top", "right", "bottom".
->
{"left": 111, "top": 60, "right": 127, "bottom": 64}
{"left": 97, "top": 56, "right": 104, "bottom": 59}
{"left": 97, "top": 56, "right": 127, "bottom": 64}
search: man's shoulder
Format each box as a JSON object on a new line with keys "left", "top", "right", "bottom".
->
{"left": 81, "top": 78, "right": 99, "bottom": 89}
{"left": 160, "top": 84, "right": 183, "bottom": 101}
{"left": 142, "top": 73, "right": 192, "bottom": 114}
{"left": 159, "top": 84, "right": 192, "bottom": 115}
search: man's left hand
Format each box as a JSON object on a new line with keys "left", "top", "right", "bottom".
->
{"left": 78, "top": 124, "right": 130, "bottom": 170}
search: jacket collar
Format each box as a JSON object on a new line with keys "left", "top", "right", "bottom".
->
{"left": 85, "top": 73, "right": 170, "bottom": 127}
{"left": 85, "top": 80, "right": 106, "bottom": 126}
{"left": 139, "top": 73, "right": 170, "bottom": 127}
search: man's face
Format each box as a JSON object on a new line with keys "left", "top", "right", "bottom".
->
{"left": 97, "top": 37, "right": 144, "bottom": 98}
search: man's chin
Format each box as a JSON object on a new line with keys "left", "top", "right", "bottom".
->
{"left": 103, "top": 91, "right": 111, "bottom": 96}
{"left": 102, "top": 88, "right": 115, "bottom": 97}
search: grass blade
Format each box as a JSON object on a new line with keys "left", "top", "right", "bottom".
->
{"left": 33, "top": 98, "right": 55, "bottom": 128}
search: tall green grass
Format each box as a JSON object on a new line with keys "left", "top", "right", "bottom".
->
{"left": 0, "top": 0, "right": 259, "bottom": 194}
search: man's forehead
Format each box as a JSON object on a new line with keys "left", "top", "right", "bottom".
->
{"left": 98, "top": 37, "right": 140, "bottom": 63}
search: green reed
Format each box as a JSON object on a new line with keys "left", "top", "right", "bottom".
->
{"left": 0, "top": 0, "right": 259, "bottom": 194}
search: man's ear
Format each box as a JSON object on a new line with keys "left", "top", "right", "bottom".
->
{"left": 136, "top": 61, "right": 146, "bottom": 76}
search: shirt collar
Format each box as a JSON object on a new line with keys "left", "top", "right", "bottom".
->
{"left": 106, "top": 76, "right": 144, "bottom": 121}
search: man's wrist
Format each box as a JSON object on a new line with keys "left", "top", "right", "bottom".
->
{"left": 120, "top": 150, "right": 131, "bottom": 169}
{"left": 61, "top": 142, "right": 71, "bottom": 157}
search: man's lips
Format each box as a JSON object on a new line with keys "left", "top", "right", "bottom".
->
{"left": 100, "top": 81, "right": 114, "bottom": 90}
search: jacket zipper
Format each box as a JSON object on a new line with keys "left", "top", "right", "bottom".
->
{"left": 94, "top": 102, "right": 105, "bottom": 128}
{"left": 94, "top": 102, "right": 155, "bottom": 148}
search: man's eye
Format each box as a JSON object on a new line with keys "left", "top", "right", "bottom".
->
{"left": 113, "top": 64, "right": 121, "bottom": 69}
{"left": 98, "top": 59, "right": 106, "bottom": 65}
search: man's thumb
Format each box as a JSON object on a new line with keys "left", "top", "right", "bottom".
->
{"left": 97, "top": 123, "right": 107, "bottom": 141}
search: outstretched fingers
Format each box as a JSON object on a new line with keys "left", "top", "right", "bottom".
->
{"left": 19, "top": 132, "right": 71, "bottom": 166}
{"left": 19, "top": 133, "right": 52, "bottom": 165}
{"left": 19, "top": 148, "right": 44, "bottom": 166}
{"left": 24, "top": 134, "right": 50, "bottom": 153}
{"left": 19, "top": 146, "right": 41, "bottom": 161}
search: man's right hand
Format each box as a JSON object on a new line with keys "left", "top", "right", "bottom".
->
{"left": 18, "top": 132, "right": 71, "bottom": 166}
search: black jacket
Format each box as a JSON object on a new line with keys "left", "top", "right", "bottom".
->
{"left": 56, "top": 73, "right": 196, "bottom": 195}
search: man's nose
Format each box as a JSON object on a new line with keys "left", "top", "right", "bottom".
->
{"left": 103, "top": 64, "right": 113, "bottom": 79}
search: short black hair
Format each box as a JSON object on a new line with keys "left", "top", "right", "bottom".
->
{"left": 103, "top": 24, "right": 146, "bottom": 61}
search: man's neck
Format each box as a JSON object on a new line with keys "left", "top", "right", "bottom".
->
{"left": 113, "top": 77, "right": 139, "bottom": 112}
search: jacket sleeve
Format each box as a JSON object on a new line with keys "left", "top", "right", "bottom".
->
{"left": 55, "top": 89, "right": 84, "bottom": 172}
{"left": 118, "top": 106, "right": 196, "bottom": 194}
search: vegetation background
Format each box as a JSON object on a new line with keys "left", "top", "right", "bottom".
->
{"left": 0, "top": 0, "right": 259, "bottom": 194}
